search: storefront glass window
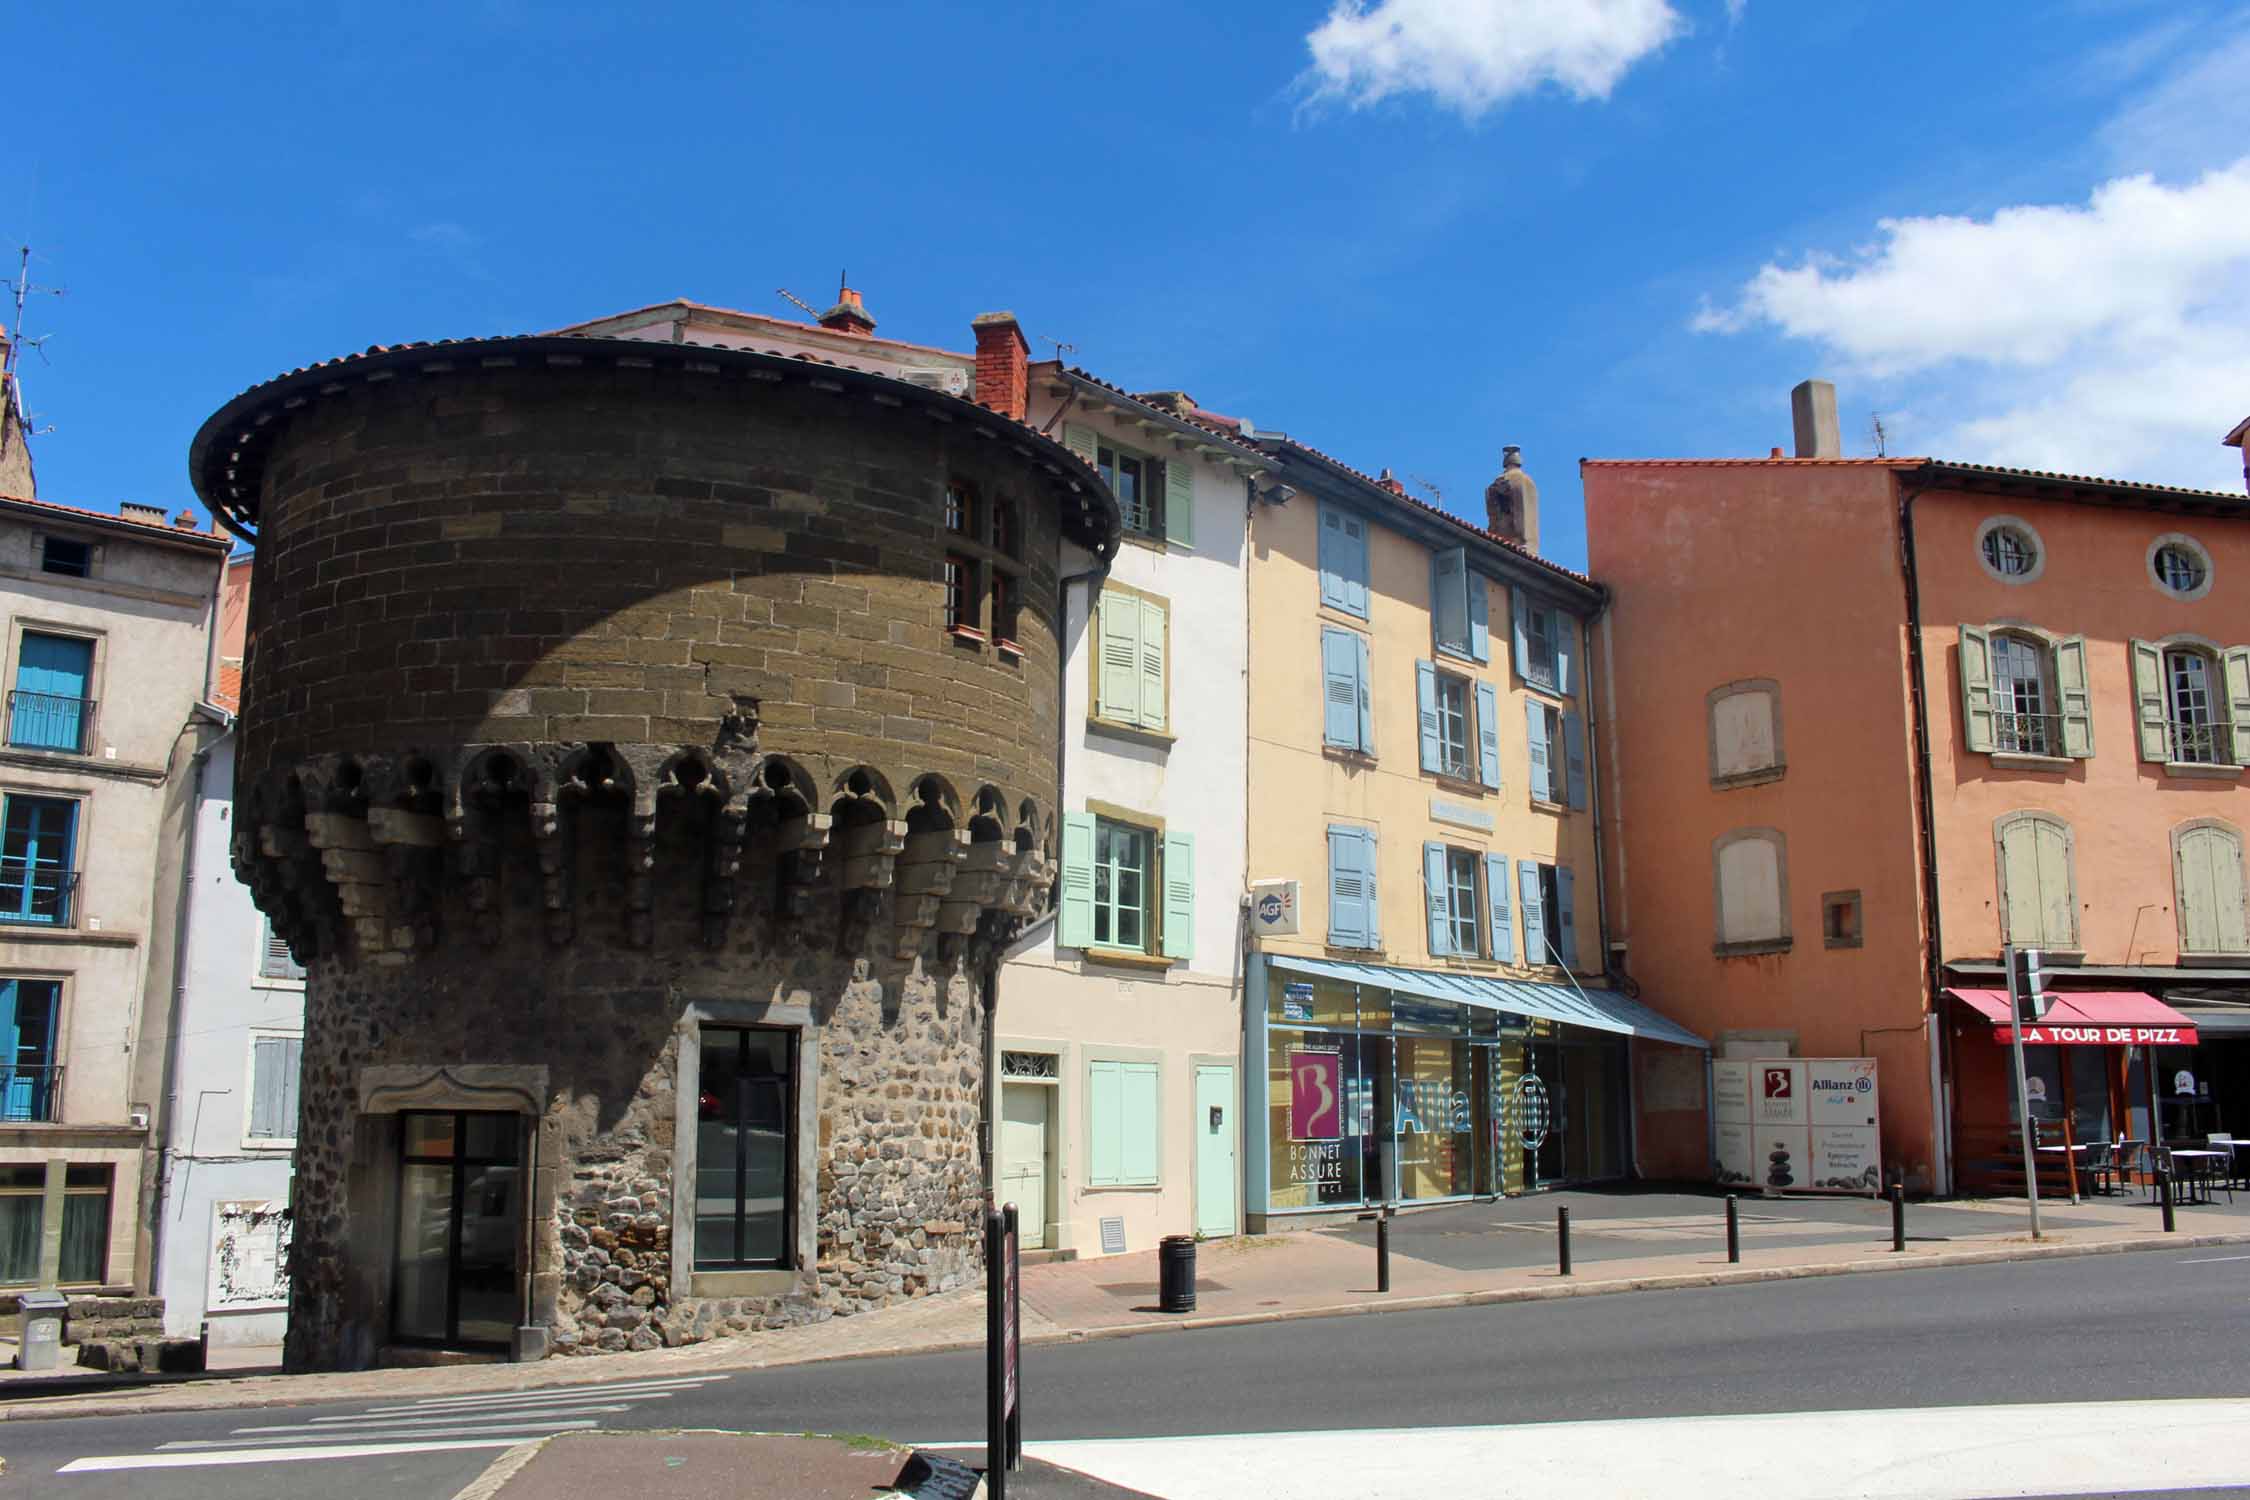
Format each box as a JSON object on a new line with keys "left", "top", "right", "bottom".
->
{"left": 1396, "top": 1038, "right": 1474, "bottom": 1200}
{"left": 1267, "top": 1032, "right": 1365, "bottom": 1209}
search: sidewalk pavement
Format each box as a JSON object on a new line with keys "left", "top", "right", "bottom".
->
{"left": 5, "top": 1187, "right": 2243, "bottom": 1422}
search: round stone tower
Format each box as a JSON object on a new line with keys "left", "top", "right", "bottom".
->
{"left": 190, "top": 334, "right": 1118, "bottom": 1369}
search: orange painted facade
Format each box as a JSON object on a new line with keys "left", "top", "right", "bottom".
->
{"left": 1585, "top": 440, "right": 2250, "bottom": 1194}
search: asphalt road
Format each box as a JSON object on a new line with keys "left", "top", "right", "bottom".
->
{"left": 7, "top": 1245, "right": 2247, "bottom": 1499}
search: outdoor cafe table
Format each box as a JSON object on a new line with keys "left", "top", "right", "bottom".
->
{"left": 2167, "top": 1148, "right": 2227, "bottom": 1204}
{"left": 2035, "top": 1143, "right": 2094, "bottom": 1201}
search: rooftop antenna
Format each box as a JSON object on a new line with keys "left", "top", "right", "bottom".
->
{"left": 775, "top": 287, "right": 822, "bottom": 320}
{"left": 1869, "top": 412, "right": 1890, "bottom": 458}
{"left": 1409, "top": 474, "right": 1443, "bottom": 505}
{"left": 3, "top": 245, "right": 65, "bottom": 384}
{"left": 1038, "top": 335, "right": 1076, "bottom": 360}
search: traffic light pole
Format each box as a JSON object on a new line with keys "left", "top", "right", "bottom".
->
{"left": 2007, "top": 945, "right": 2045, "bottom": 1242}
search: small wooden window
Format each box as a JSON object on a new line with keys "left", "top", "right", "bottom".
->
{"left": 945, "top": 554, "right": 981, "bottom": 635}
{"left": 944, "top": 482, "right": 976, "bottom": 538}
{"left": 1821, "top": 890, "right": 1863, "bottom": 949}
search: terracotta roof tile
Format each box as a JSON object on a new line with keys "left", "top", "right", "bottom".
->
{"left": 1048, "top": 365, "right": 1265, "bottom": 456}
{"left": 1924, "top": 459, "right": 2246, "bottom": 505}
{"left": 0, "top": 491, "right": 228, "bottom": 543}
{"left": 1578, "top": 457, "right": 1924, "bottom": 468}
{"left": 212, "top": 665, "right": 243, "bottom": 714}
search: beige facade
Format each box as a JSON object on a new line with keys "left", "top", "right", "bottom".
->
{"left": 0, "top": 496, "right": 226, "bottom": 1290}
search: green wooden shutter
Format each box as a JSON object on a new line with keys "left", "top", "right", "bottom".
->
{"left": 1137, "top": 596, "right": 1167, "bottom": 731}
{"left": 1958, "top": 625, "right": 1994, "bottom": 753}
{"left": 1423, "top": 841, "right": 1452, "bottom": 956}
{"left": 1162, "top": 830, "right": 1195, "bottom": 961}
{"left": 1059, "top": 812, "right": 1096, "bottom": 948}
{"left": 1416, "top": 660, "right": 1442, "bottom": 773}
{"left": 2033, "top": 818, "right": 2075, "bottom": 949}
{"left": 1467, "top": 573, "right": 1490, "bottom": 663}
{"left": 1518, "top": 860, "right": 1545, "bottom": 965}
{"left": 1562, "top": 710, "right": 1588, "bottom": 810}
{"left": 2224, "top": 647, "right": 2250, "bottom": 768}
{"left": 2054, "top": 635, "right": 2094, "bottom": 759}
{"left": 1322, "top": 628, "right": 1360, "bottom": 749}
{"left": 1475, "top": 681, "right": 1502, "bottom": 789}
{"left": 1432, "top": 547, "right": 1469, "bottom": 655}
{"left": 1120, "top": 1062, "right": 1161, "bottom": 1185}
{"left": 2177, "top": 824, "right": 2249, "bottom": 955}
{"left": 1486, "top": 852, "right": 1512, "bottom": 961}
{"left": 1096, "top": 595, "right": 1140, "bottom": 724}
{"left": 2130, "top": 638, "right": 2168, "bottom": 762}
{"left": 1089, "top": 1059, "right": 1123, "bottom": 1186}
{"left": 1165, "top": 458, "right": 1194, "bottom": 548}
{"left": 1355, "top": 633, "right": 1374, "bottom": 754}
{"left": 1525, "top": 699, "right": 1552, "bottom": 802}
{"left": 1063, "top": 422, "right": 1099, "bottom": 471}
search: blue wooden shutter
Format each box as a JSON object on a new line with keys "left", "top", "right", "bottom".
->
{"left": 1423, "top": 841, "right": 1451, "bottom": 956}
{"left": 1525, "top": 701, "right": 1552, "bottom": 802}
{"left": 1562, "top": 711, "right": 1588, "bottom": 810}
{"left": 1089, "top": 1060, "right": 1122, "bottom": 1185}
{"left": 1468, "top": 574, "right": 1490, "bottom": 663}
{"left": 1365, "top": 829, "right": 1381, "bottom": 946}
{"left": 12, "top": 634, "right": 93, "bottom": 752}
{"left": 1518, "top": 860, "right": 1546, "bottom": 965}
{"left": 1511, "top": 590, "right": 1531, "bottom": 682}
{"left": 1556, "top": 866, "right": 1579, "bottom": 966}
{"left": 1320, "top": 505, "right": 1367, "bottom": 617}
{"left": 1416, "top": 660, "right": 1442, "bottom": 773}
{"left": 1475, "top": 681, "right": 1501, "bottom": 789}
{"left": 250, "top": 1036, "right": 301, "bottom": 1138}
{"left": 1165, "top": 458, "right": 1194, "bottom": 549}
{"left": 1432, "top": 547, "right": 1469, "bottom": 654}
{"left": 1121, "top": 1062, "right": 1161, "bottom": 1185}
{"left": 0, "top": 979, "right": 18, "bottom": 1119}
{"left": 1322, "top": 628, "right": 1360, "bottom": 749}
{"left": 1553, "top": 611, "right": 1576, "bottom": 698}
{"left": 1162, "top": 830, "right": 1195, "bottom": 961}
{"left": 1342, "top": 512, "right": 1369, "bottom": 617}
{"left": 1059, "top": 812, "right": 1096, "bottom": 948}
{"left": 1486, "top": 853, "right": 1513, "bottom": 962}
{"left": 1327, "top": 825, "right": 1368, "bottom": 948}
{"left": 1355, "top": 633, "right": 1374, "bottom": 754}
{"left": 1318, "top": 506, "right": 1345, "bottom": 610}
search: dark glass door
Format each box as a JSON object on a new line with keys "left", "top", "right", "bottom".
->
{"left": 392, "top": 1111, "right": 523, "bottom": 1348}
{"left": 695, "top": 1028, "right": 795, "bottom": 1269}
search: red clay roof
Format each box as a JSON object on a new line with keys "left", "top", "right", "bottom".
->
{"left": 552, "top": 298, "right": 976, "bottom": 364}
{"left": 0, "top": 491, "right": 229, "bottom": 545}
{"left": 211, "top": 665, "right": 243, "bottom": 714}
{"left": 1043, "top": 364, "right": 1266, "bottom": 457}
{"left": 1579, "top": 457, "right": 1924, "bottom": 468}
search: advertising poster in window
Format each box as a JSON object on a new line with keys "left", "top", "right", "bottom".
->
{"left": 1712, "top": 1061, "right": 1757, "bottom": 1188}
{"left": 1714, "top": 1058, "right": 1880, "bottom": 1196}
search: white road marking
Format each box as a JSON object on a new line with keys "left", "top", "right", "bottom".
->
{"left": 61, "top": 1437, "right": 535, "bottom": 1472}
{"left": 1023, "top": 1399, "right": 2250, "bottom": 1500}
{"left": 301, "top": 1400, "right": 636, "bottom": 1427}
{"left": 2177, "top": 1253, "right": 2250, "bottom": 1264}
{"left": 174, "top": 1415, "right": 610, "bottom": 1444}
{"left": 360, "top": 1374, "right": 724, "bottom": 1412}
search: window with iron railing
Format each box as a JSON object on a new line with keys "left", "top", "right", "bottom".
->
{"left": 0, "top": 796, "right": 77, "bottom": 927}
{"left": 0, "top": 978, "right": 62, "bottom": 1123}
{"left": 2167, "top": 719, "right": 2236, "bottom": 767}
{"left": 1434, "top": 672, "right": 1474, "bottom": 782}
{"left": 2166, "top": 650, "right": 2227, "bottom": 765}
{"left": 9, "top": 632, "right": 97, "bottom": 754}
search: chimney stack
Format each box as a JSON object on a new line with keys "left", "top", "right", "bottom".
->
{"left": 1376, "top": 468, "right": 1406, "bottom": 496}
{"left": 970, "top": 312, "right": 1029, "bottom": 422}
{"left": 119, "top": 501, "right": 167, "bottom": 527}
{"left": 817, "top": 284, "right": 876, "bottom": 338}
{"left": 1484, "top": 446, "right": 1541, "bottom": 554}
{"left": 1791, "top": 379, "right": 1840, "bottom": 458}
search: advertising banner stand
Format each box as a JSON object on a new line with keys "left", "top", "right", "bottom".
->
{"left": 1713, "top": 1058, "right": 1882, "bottom": 1196}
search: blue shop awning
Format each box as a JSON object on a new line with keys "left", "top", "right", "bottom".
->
{"left": 1268, "top": 954, "right": 1708, "bottom": 1050}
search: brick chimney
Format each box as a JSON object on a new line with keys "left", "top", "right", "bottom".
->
{"left": 971, "top": 312, "right": 1029, "bottom": 422}
{"left": 818, "top": 285, "right": 876, "bottom": 338}
{"left": 1376, "top": 468, "right": 1406, "bottom": 496}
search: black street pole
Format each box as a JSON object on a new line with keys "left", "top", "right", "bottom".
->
{"left": 1890, "top": 1183, "right": 1906, "bottom": 1253}
{"left": 1005, "top": 1204, "right": 1021, "bottom": 1473}
{"left": 1725, "top": 1194, "right": 1740, "bottom": 1264}
{"left": 1376, "top": 1209, "right": 1391, "bottom": 1294}
{"left": 1557, "top": 1206, "right": 1572, "bottom": 1276}
{"left": 984, "top": 1208, "right": 1004, "bottom": 1500}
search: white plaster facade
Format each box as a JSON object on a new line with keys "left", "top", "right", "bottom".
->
{"left": 0, "top": 497, "right": 227, "bottom": 1292}
{"left": 150, "top": 729, "right": 303, "bottom": 1341}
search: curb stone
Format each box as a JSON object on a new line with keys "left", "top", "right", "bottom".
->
{"left": 8, "top": 1229, "right": 2246, "bottom": 1422}
{"left": 445, "top": 1433, "right": 982, "bottom": 1500}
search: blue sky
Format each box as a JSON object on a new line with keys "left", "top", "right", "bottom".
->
{"left": 10, "top": 1, "right": 2248, "bottom": 571}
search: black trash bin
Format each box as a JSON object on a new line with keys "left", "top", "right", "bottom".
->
{"left": 1158, "top": 1234, "right": 1197, "bottom": 1313}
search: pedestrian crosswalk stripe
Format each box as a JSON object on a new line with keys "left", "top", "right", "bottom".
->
{"left": 62, "top": 1438, "right": 540, "bottom": 1472}
{"left": 361, "top": 1375, "right": 724, "bottom": 1413}
{"left": 297, "top": 1401, "right": 634, "bottom": 1428}
{"left": 176, "top": 1414, "right": 616, "bottom": 1444}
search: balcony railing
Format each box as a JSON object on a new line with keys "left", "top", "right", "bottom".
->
{"left": 6, "top": 690, "right": 97, "bottom": 754}
{"left": 0, "top": 861, "right": 77, "bottom": 926}
{"left": 2167, "top": 719, "right": 2239, "bottom": 767}
{"left": 1995, "top": 711, "right": 2062, "bottom": 757}
{"left": 0, "top": 1064, "right": 61, "bottom": 1122}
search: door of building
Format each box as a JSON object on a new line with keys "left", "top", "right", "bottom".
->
{"left": 1194, "top": 1064, "right": 1237, "bottom": 1238}
{"left": 999, "top": 1084, "right": 1049, "bottom": 1249}
{"left": 392, "top": 1111, "right": 524, "bottom": 1349}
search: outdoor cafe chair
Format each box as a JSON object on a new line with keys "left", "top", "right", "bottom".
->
{"left": 2079, "top": 1140, "right": 2116, "bottom": 1196}
{"left": 2210, "top": 1132, "right": 2243, "bottom": 1191}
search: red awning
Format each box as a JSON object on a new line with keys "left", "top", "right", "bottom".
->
{"left": 1946, "top": 987, "right": 2199, "bottom": 1046}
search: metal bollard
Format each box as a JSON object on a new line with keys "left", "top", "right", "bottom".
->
{"left": 2159, "top": 1168, "right": 2176, "bottom": 1233}
{"left": 1725, "top": 1194, "right": 1740, "bottom": 1264}
{"left": 1890, "top": 1183, "right": 1906, "bottom": 1252}
{"left": 1557, "top": 1206, "right": 1572, "bottom": 1276}
{"left": 1377, "top": 1210, "right": 1391, "bottom": 1293}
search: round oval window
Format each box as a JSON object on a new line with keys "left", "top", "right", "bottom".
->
{"left": 1981, "top": 526, "right": 2037, "bottom": 576}
{"left": 2155, "top": 543, "right": 2206, "bottom": 595}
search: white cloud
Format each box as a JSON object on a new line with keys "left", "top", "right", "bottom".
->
{"left": 1694, "top": 160, "right": 2250, "bottom": 487}
{"left": 1303, "top": 0, "right": 1685, "bottom": 117}
{"left": 2099, "top": 25, "right": 2250, "bottom": 175}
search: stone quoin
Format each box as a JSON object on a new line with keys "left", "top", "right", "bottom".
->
{"left": 189, "top": 332, "right": 1120, "bottom": 1369}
